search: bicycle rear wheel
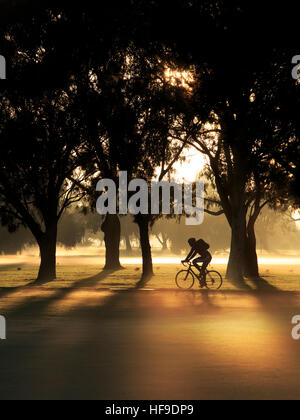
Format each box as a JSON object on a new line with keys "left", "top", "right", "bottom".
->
{"left": 206, "top": 271, "right": 223, "bottom": 290}
{"left": 175, "top": 270, "right": 195, "bottom": 289}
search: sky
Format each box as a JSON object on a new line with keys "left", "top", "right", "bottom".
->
{"left": 172, "top": 147, "right": 206, "bottom": 183}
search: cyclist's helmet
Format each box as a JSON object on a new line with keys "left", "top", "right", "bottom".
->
{"left": 188, "top": 238, "right": 196, "bottom": 246}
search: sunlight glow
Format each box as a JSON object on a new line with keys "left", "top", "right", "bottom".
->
{"left": 172, "top": 147, "right": 206, "bottom": 183}
{"left": 47, "top": 290, "right": 113, "bottom": 314}
{"left": 164, "top": 68, "right": 194, "bottom": 91}
{"left": 292, "top": 210, "right": 300, "bottom": 230}
{"left": 2, "top": 250, "right": 300, "bottom": 267}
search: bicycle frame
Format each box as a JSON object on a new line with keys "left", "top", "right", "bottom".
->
{"left": 182, "top": 262, "right": 207, "bottom": 278}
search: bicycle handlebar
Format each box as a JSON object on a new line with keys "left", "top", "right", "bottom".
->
{"left": 182, "top": 261, "right": 192, "bottom": 267}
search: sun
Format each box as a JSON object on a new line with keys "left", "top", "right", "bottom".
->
{"left": 164, "top": 68, "right": 194, "bottom": 91}
{"left": 172, "top": 147, "right": 206, "bottom": 183}
{"left": 163, "top": 67, "right": 204, "bottom": 182}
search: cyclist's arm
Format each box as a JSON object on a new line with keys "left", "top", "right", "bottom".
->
{"left": 185, "top": 249, "right": 197, "bottom": 262}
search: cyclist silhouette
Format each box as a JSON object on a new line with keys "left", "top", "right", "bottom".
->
{"left": 182, "top": 238, "right": 212, "bottom": 277}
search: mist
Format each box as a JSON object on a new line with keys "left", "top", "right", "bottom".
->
{"left": 1, "top": 207, "right": 299, "bottom": 267}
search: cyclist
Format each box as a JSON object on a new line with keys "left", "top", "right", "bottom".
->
{"left": 182, "top": 238, "right": 212, "bottom": 282}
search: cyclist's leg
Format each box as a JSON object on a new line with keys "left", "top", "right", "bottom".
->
{"left": 193, "top": 257, "right": 204, "bottom": 274}
{"left": 202, "top": 253, "right": 212, "bottom": 275}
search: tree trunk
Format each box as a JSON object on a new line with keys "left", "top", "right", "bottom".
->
{"left": 226, "top": 207, "right": 247, "bottom": 284}
{"left": 125, "top": 233, "right": 132, "bottom": 254}
{"left": 37, "top": 224, "right": 57, "bottom": 282}
{"left": 244, "top": 220, "right": 259, "bottom": 278}
{"left": 161, "top": 233, "right": 168, "bottom": 251}
{"left": 101, "top": 214, "right": 122, "bottom": 270}
{"left": 137, "top": 215, "right": 154, "bottom": 283}
{"left": 156, "top": 233, "right": 168, "bottom": 251}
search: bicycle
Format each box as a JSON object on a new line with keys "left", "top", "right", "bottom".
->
{"left": 175, "top": 261, "right": 223, "bottom": 290}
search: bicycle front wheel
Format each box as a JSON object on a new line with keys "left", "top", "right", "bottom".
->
{"left": 175, "top": 270, "right": 195, "bottom": 289}
{"left": 206, "top": 271, "right": 223, "bottom": 290}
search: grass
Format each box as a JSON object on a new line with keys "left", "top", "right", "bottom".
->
{"left": 0, "top": 263, "right": 299, "bottom": 291}
{"left": 0, "top": 260, "right": 300, "bottom": 399}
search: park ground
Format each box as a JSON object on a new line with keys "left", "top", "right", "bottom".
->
{"left": 1, "top": 259, "right": 300, "bottom": 400}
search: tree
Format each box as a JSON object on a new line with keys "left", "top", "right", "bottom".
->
{"left": 120, "top": 215, "right": 138, "bottom": 254}
{"left": 0, "top": 90, "right": 84, "bottom": 281}
{"left": 0, "top": 224, "right": 34, "bottom": 255}
{"left": 77, "top": 40, "right": 193, "bottom": 280}
{"left": 147, "top": 1, "right": 300, "bottom": 285}
{"left": 179, "top": 63, "right": 297, "bottom": 284}
{"left": 260, "top": 54, "right": 300, "bottom": 209}
{"left": 0, "top": 1, "right": 138, "bottom": 275}
{"left": 58, "top": 210, "right": 86, "bottom": 248}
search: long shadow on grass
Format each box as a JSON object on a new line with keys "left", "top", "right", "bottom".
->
{"left": 0, "top": 269, "right": 123, "bottom": 320}
{"left": 247, "top": 276, "right": 279, "bottom": 292}
{"left": 0, "top": 288, "right": 221, "bottom": 399}
{"left": 2, "top": 287, "right": 299, "bottom": 399}
{"left": 0, "top": 263, "right": 299, "bottom": 400}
